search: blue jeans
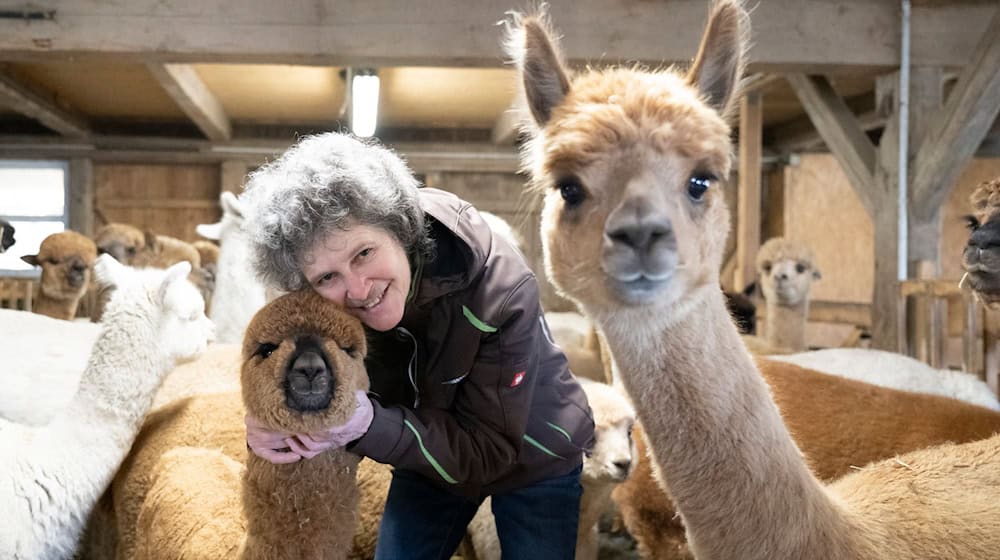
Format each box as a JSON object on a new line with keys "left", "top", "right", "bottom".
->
{"left": 374, "top": 465, "right": 583, "bottom": 560}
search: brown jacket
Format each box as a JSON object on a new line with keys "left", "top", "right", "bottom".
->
{"left": 351, "top": 188, "right": 595, "bottom": 498}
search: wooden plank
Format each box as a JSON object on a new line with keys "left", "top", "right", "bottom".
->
{"left": 768, "top": 110, "right": 884, "bottom": 155}
{"left": 0, "top": 70, "right": 89, "bottom": 137}
{"left": 870, "top": 81, "right": 901, "bottom": 352}
{"left": 735, "top": 92, "right": 762, "bottom": 291}
{"left": 0, "top": 1, "right": 994, "bottom": 70}
{"left": 100, "top": 199, "right": 220, "bottom": 209}
{"left": 785, "top": 73, "right": 876, "bottom": 216}
{"left": 68, "top": 158, "right": 94, "bottom": 236}
{"left": 220, "top": 160, "right": 249, "bottom": 195}
{"left": 911, "top": 7, "right": 1000, "bottom": 221}
{"left": 146, "top": 63, "right": 232, "bottom": 141}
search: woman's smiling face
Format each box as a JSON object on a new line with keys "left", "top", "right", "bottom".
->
{"left": 301, "top": 223, "right": 412, "bottom": 332}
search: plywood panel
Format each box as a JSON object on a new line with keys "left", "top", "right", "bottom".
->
{"left": 94, "top": 163, "right": 221, "bottom": 242}
{"left": 782, "top": 153, "right": 873, "bottom": 303}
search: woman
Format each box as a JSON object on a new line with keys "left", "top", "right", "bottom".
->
{"left": 241, "top": 132, "right": 595, "bottom": 560}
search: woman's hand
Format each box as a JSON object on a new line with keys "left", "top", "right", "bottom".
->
{"left": 245, "top": 390, "right": 374, "bottom": 464}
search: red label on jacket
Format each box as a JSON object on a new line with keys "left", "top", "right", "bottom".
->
{"left": 510, "top": 371, "right": 525, "bottom": 387}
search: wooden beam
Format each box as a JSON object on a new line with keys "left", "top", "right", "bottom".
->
{"left": 911, "top": 6, "right": 1000, "bottom": 221}
{"left": 735, "top": 92, "right": 762, "bottom": 291}
{"left": 742, "top": 73, "right": 782, "bottom": 95}
{"left": 0, "top": 71, "right": 88, "bottom": 137}
{"left": 767, "top": 110, "right": 884, "bottom": 155}
{"left": 0, "top": 135, "right": 521, "bottom": 173}
{"left": 68, "top": 158, "right": 94, "bottom": 236}
{"left": 146, "top": 63, "right": 231, "bottom": 141}
{"left": 786, "top": 73, "right": 876, "bottom": 216}
{"left": 0, "top": 1, "right": 995, "bottom": 70}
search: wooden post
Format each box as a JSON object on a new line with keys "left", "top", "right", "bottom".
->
{"left": 220, "top": 160, "right": 250, "bottom": 195}
{"left": 68, "top": 158, "right": 94, "bottom": 236}
{"left": 735, "top": 92, "right": 762, "bottom": 291}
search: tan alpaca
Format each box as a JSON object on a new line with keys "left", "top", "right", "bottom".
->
{"left": 130, "top": 290, "right": 369, "bottom": 560}
{"left": 743, "top": 237, "right": 820, "bottom": 354}
{"left": 963, "top": 177, "right": 1000, "bottom": 305}
{"left": 21, "top": 230, "right": 97, "bottom": 320}
{"left": 507, "top": 2, "right": 1000, "bottom": 559}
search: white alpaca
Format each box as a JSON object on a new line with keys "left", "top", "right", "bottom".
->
{"left": 743, "top": 237, "right": 821, "bottom": 354}
{"left": 467, "top": 378, "right": 636, "bottom": 560}
{"left": 197, "top": 191, "right": 269, "bottom": 343}
{"left": 0, "top": 255, "right": 214, "bottom": 559}
{"left": 772, "top": 348, "right": 1000, "bottom": 411}
{"left": 0, "top": 310, "right": 100, "bottom": 426}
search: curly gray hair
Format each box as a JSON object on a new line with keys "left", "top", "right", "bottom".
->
{"left": 241, "top": 132, "right": 431, "bottom": 291}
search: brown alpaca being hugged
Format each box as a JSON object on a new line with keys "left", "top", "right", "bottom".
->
{"left": 21, "top": 230, "right": 97, "bottom": 320}
{"left": 117, "top": 290, "right": 375, "bottom": 560}
{"left": 507, "top": 2, "right": 1000, "bottom": 559}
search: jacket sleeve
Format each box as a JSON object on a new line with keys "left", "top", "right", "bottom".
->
{"left": 350, "top": 275, "right": 543, "bottom": 494}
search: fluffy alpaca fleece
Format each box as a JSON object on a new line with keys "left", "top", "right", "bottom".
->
{"left": 509, "top": 3, "right": 1000, "bottom": 558}
{"left": 773, "top": 348, "right": 1000, "bottom": 411}
{"left": 742, "top": 237, "right": 820, "bottom": 354}
{"left": 21, "top": 230, "right": 97, "bottom": 320}
{"left": 0, "top": 255, "right": 213, "bottom": 559}
{"left": 196, "top": 191, "right": 269, "bottom": 343}
{"left": 0, "top": 309, "right": 100, "bottom": 425}
{"left": 467, "top": 378, "right": 636, "bottom": 560}
{"left": 613, "top": 357, "right": 1000, "bottom": 559}
{"left": 104, "top": 291, "right": 390, "bottom": 560}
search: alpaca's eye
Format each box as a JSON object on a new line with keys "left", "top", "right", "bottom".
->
{"left": 687, "top": 174, "right": 714, "bottom": 202}
{"left": 761, "top": 261, "right": 772, "bottom": 274}
{"left": 341, "top": 345, "right": 358, "bottom": 358}
{"left": 256, "top": 343, "right": 278, "bottom": 359}
{"left": 795, "top": 263, "right": 807, "bottom": 274}
{"left": 556, "top": 177, "right": 586, "bottom": 208}
{"left": 47, "top": 258, "right": 60, "bottom": 265}
{"left": 126, "top": 247, "right": 137, "bottom": 256}
{"left": 965, "top": 215, "right": 981, "bottom": 231}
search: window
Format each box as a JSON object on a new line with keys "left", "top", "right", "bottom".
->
{"left": 0, "top": 160, "right": 69, "bottom": 277}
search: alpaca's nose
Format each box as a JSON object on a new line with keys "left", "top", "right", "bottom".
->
{"left": 606, "top": 218, "right": 672, "bottom": 255}
{"left": 285, "top": 346, "right": 335, "bottom": 412}
{"left": 291, "top": 351, "right": 327, "bottom": 381}
{"left": 776, "top": 271, "right": 788, "bottom": 282}
{"left": 613, "top": 458, "right": 632, "bottom": 473}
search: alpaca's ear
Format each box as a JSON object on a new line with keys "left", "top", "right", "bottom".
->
{"left": 94, "top": 253, "right": 127, "bottom": 289}
{"left": 158, "top": 261, "right": 192, "bottom": 303}
{"left": 144, "top": 230, "right": 160, "bottom": 252}
{"left": 686, "top": 0, "right": 749, "bottom": 119}
{"left": 508, "top": 12, "right": 571, "bottom": 127}
{"left": 196, "top": 221, "right": 222, "bottom": 241}
{"left": 21, "top": 254, "right": 39, "bottom": 267}
{"left": 220, "top": 191, "right": 244, "bottom": 219}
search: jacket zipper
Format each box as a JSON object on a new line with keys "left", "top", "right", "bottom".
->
{"left": 397, "top": 327, "right": 420, "bottom": 408}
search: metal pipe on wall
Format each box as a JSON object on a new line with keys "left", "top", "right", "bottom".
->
{"left": 898, "top": 0, "right": 911, "bottom": 281}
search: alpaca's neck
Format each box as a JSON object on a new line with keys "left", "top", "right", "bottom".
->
{"left": 765, "top": 299, "right": 809, "bottom": 352}
{"left": 211, "top": 228, "right": 267, "bottom": 343}
{"left": 72, "top": 299, "right": 167, "bottom": 432}
{"left": 597, "top": 288, "right": 855, "bottom": 559}
{"left": 241, "top": 450, "right": 360, "bottom": 560}
{"left": 577, "top": 478, "right": 614, "bottom": 559}
{"left": 33, "top": 292, "right": 81, "bottom": 321}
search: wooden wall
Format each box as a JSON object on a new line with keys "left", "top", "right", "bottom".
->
{"left": 94, "top": 163, "right": 222, "bottom": 242}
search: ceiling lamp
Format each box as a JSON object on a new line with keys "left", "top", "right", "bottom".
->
{"left": 351, "top": 69, "right": 380, "bottom": 138}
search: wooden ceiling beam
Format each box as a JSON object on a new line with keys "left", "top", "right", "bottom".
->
{"left": 911, "top": 5, "right": 1000, "bottom": 220}
{"left": 146, "top": 63, "right": 232, "bottom": 141}
{"left": 786, "top": 73, "right": 876, "bottom": 216}
{"left": 0, "top": 1, "right": 994, "bottom": 70}
{"left": 0, "top": 70, "right": 89, "bottom": 137}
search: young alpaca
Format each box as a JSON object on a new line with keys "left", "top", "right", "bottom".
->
{"left": 21, "top": 230, "right": 98, "bottom": 320}
{"left": 129, "top": 289, "right": 370, "bottom": 560}
{"left": 743, "top": 237, "right": 820, "bottom": 354}
{"left": 1, "top": 218, "right": 15, "bottom": 253}
{"left": 963, "top": 176, "right": 1000, "bottom": 306}
{"left": 0, "top": 255, "right": 213, "bottom": 559}
{"left": 466, "top": 378, "right": 636, "bottom": 560}
{"left": 196, "top": 191, "right": 269, "bottom": 343}
{"left": 509, "top": 3, "right": 1000, "bottom": 559}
